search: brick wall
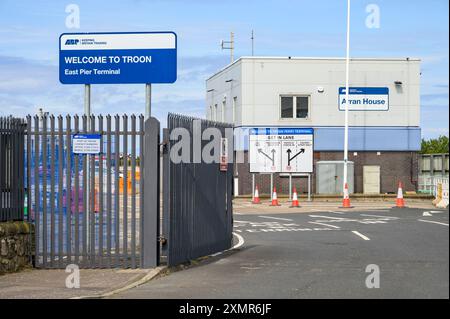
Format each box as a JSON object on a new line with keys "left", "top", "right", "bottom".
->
{"left": 236, "top": 151, "right": 419, "bottom": 195}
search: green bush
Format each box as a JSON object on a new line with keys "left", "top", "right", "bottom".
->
{"left": 421, "top": 135, "right": 449, "bottom": 154}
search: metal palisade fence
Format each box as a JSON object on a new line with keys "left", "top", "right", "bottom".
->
{"left": 0, "top": 117, "right": 26, "bottom": 222}
{"left": 163, "top": 113, "right": 234, "bottom": 266}
{"left": 26, "top": 114, "right": 159, "bottom": 269}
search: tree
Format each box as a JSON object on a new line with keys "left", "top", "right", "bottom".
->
{"left": 421, "top": 135, "right": 449, "bottom": 154}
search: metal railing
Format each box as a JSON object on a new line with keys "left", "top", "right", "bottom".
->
{"left": 0, "top": 117, "right": 26, "bottom": 222}
{"left": 26, "top": 114, "right": 158, "bottom": 269}
{"left": 163, "top": 113, "right": 234, "bottom": 266}
{"left": 418, "top": 174, "right": 449, "bottom": 195}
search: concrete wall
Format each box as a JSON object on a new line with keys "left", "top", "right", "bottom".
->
{"left": 207, "top": 57, "right": 420, "bottom": 129}
{"left": 0, "top": 221, "right": 34, "bottom": 274}
{"left": 206, "top": 59, "right": 243, "bottom": 123}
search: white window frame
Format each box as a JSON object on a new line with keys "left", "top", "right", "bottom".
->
{"left": 279, "top": 94, "right": 311, "bottom": 120}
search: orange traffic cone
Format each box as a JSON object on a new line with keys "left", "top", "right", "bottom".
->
{"left": 394, "top": 181, "right": 406, "bottom": 208}
{"left": 252, "top": 185, "right": 261, "bottom": 204}
{"left": 270, "top": 187, "right": 280, "bottom": 206}
{"left": 340, "top": 183, "right": 353, "bottom": 208}
{"left": 290, "top": 187, "right": 300, "bottom": 208}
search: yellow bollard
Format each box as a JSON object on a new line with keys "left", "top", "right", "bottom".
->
{"left": 433, "top": 183, "right": 443, "bottom": 206}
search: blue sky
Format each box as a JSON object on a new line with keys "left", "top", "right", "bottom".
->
{"left": 0, "top": 0, "right": 448, "bottom": 138}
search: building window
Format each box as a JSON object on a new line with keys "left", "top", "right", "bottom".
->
{"left": 214, "top": 104, "right": 218, "bottom": 121}
{"left": 209, "top": 105, "right": 213, "bottom": 120}
{"left": 281, "top": 96, "right": 293, "bottom": 118}
{"left": 296, "top": 96, "right": 309, "bottom": 118}
{"left": 280, "top": 95, "right": 310, "bottom": 119}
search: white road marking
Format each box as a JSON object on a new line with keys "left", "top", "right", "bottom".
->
{"left": 232, "top": 232, "right": 245, "bottom": 249}
{"left": 257, "top": 215, "right": 294, "bottom": 222}
{"left": 308, "top": 221, "right": 340, "bottom": 229}
{"left": 351, "top": 231, "right": 371, "bottom": 240}
{"left": 210, "top": 232, "right": 245, "bottom": 257}
{"left": 417, "top": 219, "right": 449, "bottom": 227}
{"left": 422, "top": 212, "right": 432, "bottom": 217}
{"left": 360, "top": 214, "right": 398, "bottom": 219}
{"left": 309, "top": 215, "right": 348, "bottom": 220}
{"left": 310, "top": 209, "right": 345, "bottom": 214}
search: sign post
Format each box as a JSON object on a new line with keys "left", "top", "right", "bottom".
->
{"left": 60, "top": 31, "right": 177, "bottom": 257}
{"left": 60, "top": 31, "right": 177, "bottom": 118}
{"left": 84, "top": 84, "right": 91, "bottom": 241}
{"left": 343, "top": 0, "right": 351, "bottom": 197}
{"left": 289, "top": 173, "right": 292, "bottom": 200}
{"left": 145, "top": 83, "right": 152, "bottom": 119}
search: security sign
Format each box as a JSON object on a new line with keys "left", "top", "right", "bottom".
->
{"left": 72, "top": 134, "right": 101, "bottom": 154}
{"left": 220, "top": 138, "right": 228, "bottom": 171}
{"left": 249, "top": 128, "right": 313, "bottom": 173}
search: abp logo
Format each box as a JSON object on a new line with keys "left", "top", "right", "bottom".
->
{"left": 65, "top": 39, "right": 79, "bottom": 45}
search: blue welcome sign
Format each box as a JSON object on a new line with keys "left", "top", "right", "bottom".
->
{"left": 59, "top": 32, "right": 177, "bottom": 84}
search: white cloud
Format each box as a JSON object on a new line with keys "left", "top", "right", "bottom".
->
{"left": 0, "top": 53, "right": 226, "bottom": 119}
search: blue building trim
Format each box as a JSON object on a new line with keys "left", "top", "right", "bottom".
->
{"left": 235, "top": 126, "right": 421, "bottom": 151}
{"left": 313, "top": 127, "right": 420, "bottom": 151}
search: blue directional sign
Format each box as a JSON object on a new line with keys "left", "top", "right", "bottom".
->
{"left": 59, "top": 32, "right": 177, "bottom": 84}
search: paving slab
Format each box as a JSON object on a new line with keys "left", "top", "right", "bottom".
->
{"left": 0, "top": 267, "right": 151, "bottom": 299}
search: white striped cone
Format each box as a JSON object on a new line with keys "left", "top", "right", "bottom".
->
{"left": 395, "top": 181, "right": 406, "bottom": 208}
{"left": 341, "top": 183, "right": 352, "bottom": 208}
{"left": 270, "top": 187, "right": 280, "bottom": 206}
{"left": 343, "top": 183, "right": 349, "bottom": 199}
{"left": 252, "top": 185, "right": 261, "bottom": 204}
{"left": 290, "top": 187, "right": 300, "bottom": 207}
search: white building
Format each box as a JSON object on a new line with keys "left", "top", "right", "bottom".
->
{"left": 205, "top": 57, "right": 421, "bottom": 195}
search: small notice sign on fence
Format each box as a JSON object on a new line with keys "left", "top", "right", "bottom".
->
{"left": 220, "top": 138, "right": 228, "bottom": 171}
{"left": 72, "top": 134, "right": 101, "bottom": 154}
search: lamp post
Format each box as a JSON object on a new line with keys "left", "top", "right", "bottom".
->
{"left": 343, "top": 0, "right": 351, "bottom": 194}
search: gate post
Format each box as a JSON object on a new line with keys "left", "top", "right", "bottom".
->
{"left": 161, "top": 128, "right": 170, "bottom": 257}
{"left": 141, "top": 117, "right": 160, "bottom": 268}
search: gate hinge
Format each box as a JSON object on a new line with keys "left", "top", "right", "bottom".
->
{"left": 160, "top": 142, "right": 169, "bottom": 154}
{"left": 158, "top": 236, "right": 167, "bottom": 245}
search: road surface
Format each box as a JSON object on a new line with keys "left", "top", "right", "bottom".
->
{"left": 112, "top": 207, "right": 449, "bottom": 299}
